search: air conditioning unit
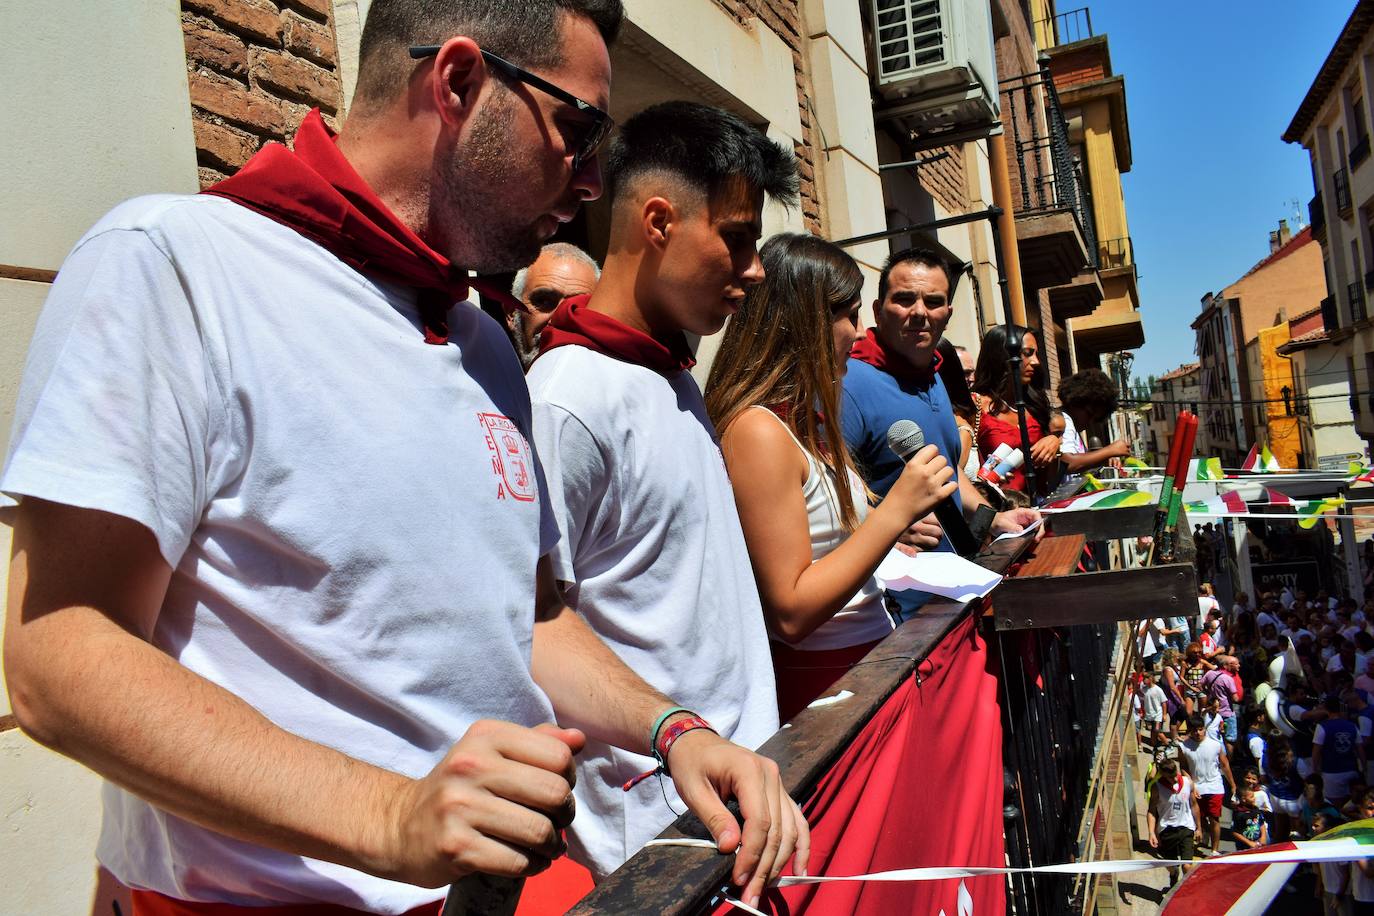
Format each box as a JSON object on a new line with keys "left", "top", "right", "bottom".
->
{"left": 869, "top": 0, "right": 999, "bottom": 135}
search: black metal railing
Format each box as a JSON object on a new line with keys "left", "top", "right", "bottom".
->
{"left": 1035, "top": 6, "right": 1094, "bottom": 46}
{"left": 1321, "top": 294, "right": 1340, "bottom": 331}
{"left": 1352, "top": 133, "right": 1372, "bottom": 169}
{"left": 1099, "top": 236, "right": 1133, "bottom": 270}
{"left": 1335, "top": 167, "right": 1353, "bottom": 214}
{"left": 1000, "top": 65, "right": 1098, "bottom": 266}
{"left": 999, "top": 621, "right": 1118, "bottom": 916}
{"left": 1311, "top": 192, "right": 1327, "bottom": 238}
{"left": 1352, "top": 279, "right": 1369, "bottom": 323}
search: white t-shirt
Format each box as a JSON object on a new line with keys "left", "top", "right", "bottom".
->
{"left": 1256, "top": 611, "right": 1279, "bottom": 631}
{"left": 1328, "top": 651, "right": 1370, "bottom": 674}
{"left": 0, "top": 195, "right": 561, "bottom": 913}
{"left": 1180, "top": 737, "right": 1227, "bottom": 794}
{"left": 1154, "top": 775, "right": 1196, "bottom": 831}
{"left": 527, "top": 345, "right": 778, "bottom": 879}
{"left": 1355, "top": 860, "right": 1374, "bottom": 902}
{"left": 1138, "top": 618, "right": 1166, "bottom": 657}
{"left": 1140, "top": 684, "right": 1166, "bottom": 722}
{"left": 1198, "top": 595, "right": 1221, "bottom": 632}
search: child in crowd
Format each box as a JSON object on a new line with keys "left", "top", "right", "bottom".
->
{"left": 1353, "top": 792, "right": 1374, "bottom": 913}
{"left": 1138, "top": 670, "right": 1167, "bottom": 750}
{"left": 1229, "top": 786, "right": 1269, "bottom": 849}
{"left": 1310, "top": 809, "right": 1350, "bottom": 915}
{"left": 1267, "top": 745, "right": 1306, "bottom": 841}
{"left": 1204, "top": 696, "right": 1225, "bottom": 744}
{"left": 1238, "top": 766, "right": 1273, "bottom": 815}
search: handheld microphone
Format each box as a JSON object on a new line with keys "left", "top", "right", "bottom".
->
{"left": 886, "top": 420, "right": 981, "bottom": 557}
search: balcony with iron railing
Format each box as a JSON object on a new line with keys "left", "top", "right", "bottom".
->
{"left": 1310, "top": 192, "right": 1326, "bottom": 240}
{"left": 1320, "top": 294, "right": 1339, "bottom": 332}
{"left": 1335, "top": 167, "right": 1353, "bottom": 215}
{"left": 1352, "top": 279, "right": 1369, "bottom": 323}
{"left": 1098, "top": 237, "right": 1133, "bottom": 271}
{"left": 1034, "top": 6, "right": 1094, "bottom": 46}
{"left": 1352, "top": 133, "right": 1371, "bottom": 170}
{"left": 994, "top": 66, "right": 1099, "bottom": 295}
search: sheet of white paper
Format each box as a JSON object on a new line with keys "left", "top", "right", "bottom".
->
{"left": 993, "top": 518, "right": 1043, "bottom": 542}
{"left": 873, "top": 549, "right": 1003, "bottom": 602}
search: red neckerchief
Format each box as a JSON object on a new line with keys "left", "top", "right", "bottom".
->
{"left": 538, "top": 295, "right": 696, "bottom": 374}
{"left": 203, "top": 109, "right": 517, "bottom": 345}
{"left": 848, "top": 328, "right": 943, "bottom": 385}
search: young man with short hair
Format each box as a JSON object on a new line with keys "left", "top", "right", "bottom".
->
{"left": 526, "top": 101, "right": 805, "bottom": 893}
{"left": 840, "top": 249, "right": 1038, "bottom": 619}
{"left": 2, "top": 3, "right": 797, "bottom": 912}
{"left": 1314, "top": 697, "right": 1366, "bottom": 807}
{"left": 1179, "top": 713, "right": 1234, "bottom": 853}
{"left": 1147, "top": 757, "right": 1201, "bottom": 887}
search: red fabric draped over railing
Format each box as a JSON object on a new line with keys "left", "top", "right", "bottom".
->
{"left": 719, "top": 614, "right": 1007, "bottom": 915}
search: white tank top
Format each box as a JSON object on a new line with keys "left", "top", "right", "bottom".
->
{"left": 1155, "top": 774, "right": 1197, "bottom": 831}
{"left": 751, "top": 407, "right": 894, "bottom": 651}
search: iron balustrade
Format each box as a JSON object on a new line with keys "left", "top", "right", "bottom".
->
{"left": 1098, "top": 236, "right": 1133, "bottom": 270}
{"left": 1352, "top": 133, "right": 1372, "bottom": 169}
{"left": 999, "top": 65, "right": 1098, "bottom": 267}
{"left": 1352, "top": 279, "right": 1369, "bottom": 323}
{"left": 1335, "top": 167, "right": 1353, "bottom": 214}
{"left": 1321, "top": 294, "right": 1340, "bottom": 331}
{"left": 1035, "top": 6, "right": 1093, "bottom": 45}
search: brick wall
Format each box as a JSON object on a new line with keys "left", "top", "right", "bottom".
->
{"left": 182, "top": 0, "right": 343, "bottom": 187}
{"left": 919, "top": 144, "right": 968, "bottom": 216}
{"left": 711, "top": 0, "right": 822, "bottom": 233}
{"left": 1045, "top": 45, "right": 1107, "bottom": 89}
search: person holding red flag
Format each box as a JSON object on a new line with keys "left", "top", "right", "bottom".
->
{"left": 2, "top": 3, "right": 797, "bottom": 913}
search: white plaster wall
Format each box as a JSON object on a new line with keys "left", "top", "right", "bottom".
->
{"left": 0, "top": 0, "right": 199, "bottom": 271}
{"left": 1, "top": 2, "right": 198, "bottom": 912}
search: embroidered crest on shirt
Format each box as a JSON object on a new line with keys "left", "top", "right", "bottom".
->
{"left": 478, "top": 412, "right": 535, "bottom": 502}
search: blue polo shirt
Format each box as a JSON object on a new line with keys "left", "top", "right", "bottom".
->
{"left": 840, "top": 358, "right": 964, "bottom": 620}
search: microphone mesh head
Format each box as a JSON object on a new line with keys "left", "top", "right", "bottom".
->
{"left": 886, "top": 420, "right": 925, "bottom": 460}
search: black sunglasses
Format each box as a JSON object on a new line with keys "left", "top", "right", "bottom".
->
{"left": 408, "top": 45, "right": 614, "bottom": 172}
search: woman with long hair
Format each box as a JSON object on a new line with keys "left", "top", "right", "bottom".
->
{"left": 970, "top": 324, "right": 1060, "bottom": 493}
{"left": 705, "top": 234, "right": 956, "bottom": 720}
{"left": 1160, "top": 647, "right": 1189, "bottom": 720}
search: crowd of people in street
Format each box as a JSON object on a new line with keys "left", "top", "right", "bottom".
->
{"left": 1136, "top": 576, "right": 1374, "bottom": 908}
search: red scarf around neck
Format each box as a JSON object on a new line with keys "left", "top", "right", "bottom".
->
{"left": 849, "top": 328, "right": 942, "bottom": 385}
{"left": 203, "top": 108, "right": 516, "bottom": 345}
{"left": 538, "top": 295, "right": 696, "bottom": 374}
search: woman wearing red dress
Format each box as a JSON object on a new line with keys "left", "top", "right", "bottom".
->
{"left": 970, "top": 324, "right": 1059, "bottom": 494}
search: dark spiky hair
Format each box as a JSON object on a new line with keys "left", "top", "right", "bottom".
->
{"left": 354, "top": 0, "right": 622, "bottom": 111}
{"left": 604, "top": 101, "right": 799, "bottom": 209}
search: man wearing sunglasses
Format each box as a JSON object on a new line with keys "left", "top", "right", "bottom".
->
{"left": 2, "top": 2, "right": 797, "bottom": 914}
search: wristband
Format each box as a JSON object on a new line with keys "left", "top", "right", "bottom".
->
{"left": 648, "top": 706, "right": 692, "bottom": 756}
{"left": 655, "top": 714, "right": 716, "bottom": 776}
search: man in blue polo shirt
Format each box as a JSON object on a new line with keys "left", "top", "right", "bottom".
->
{"left": 842, "top": 247, "right": 1037, "bottom": 619}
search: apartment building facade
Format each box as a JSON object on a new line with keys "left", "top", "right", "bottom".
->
{"left": 1148, "top": 361, "right": 1200, "bottom": 467}
{"left": 1284, "top": 0, "right": 1374, "bottom": 463}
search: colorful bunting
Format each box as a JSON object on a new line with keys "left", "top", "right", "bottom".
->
{"left": 1043, "top": 488, "right": 1153, "bottom": 511}
{"left": 1240, "top": 442, "right": 1281, "bottom": 473}
{"left": 1298, "top": 496, "right": 1345, "bottom": 529}
{"left": 1186, "top": 491, "right": 1249, "bottom": 517}
{"left": 1188, "top": 457, "right": 1224, "bottom": 481}
{"left": 1264, "top": 487, "right": 1294, "bottom": 507}
{"left": 1124, "top": 457, "right": 1148, "bottom": 470}
{"left": 1081, "top": 473, "right": 1105, "bottom": 492}
{"left": 1351, "top": 461, "right": 1374, "bottom": 484}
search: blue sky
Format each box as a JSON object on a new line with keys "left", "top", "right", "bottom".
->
{"left": 1085, "top": 0, "right": 1354, "bottom": 383}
